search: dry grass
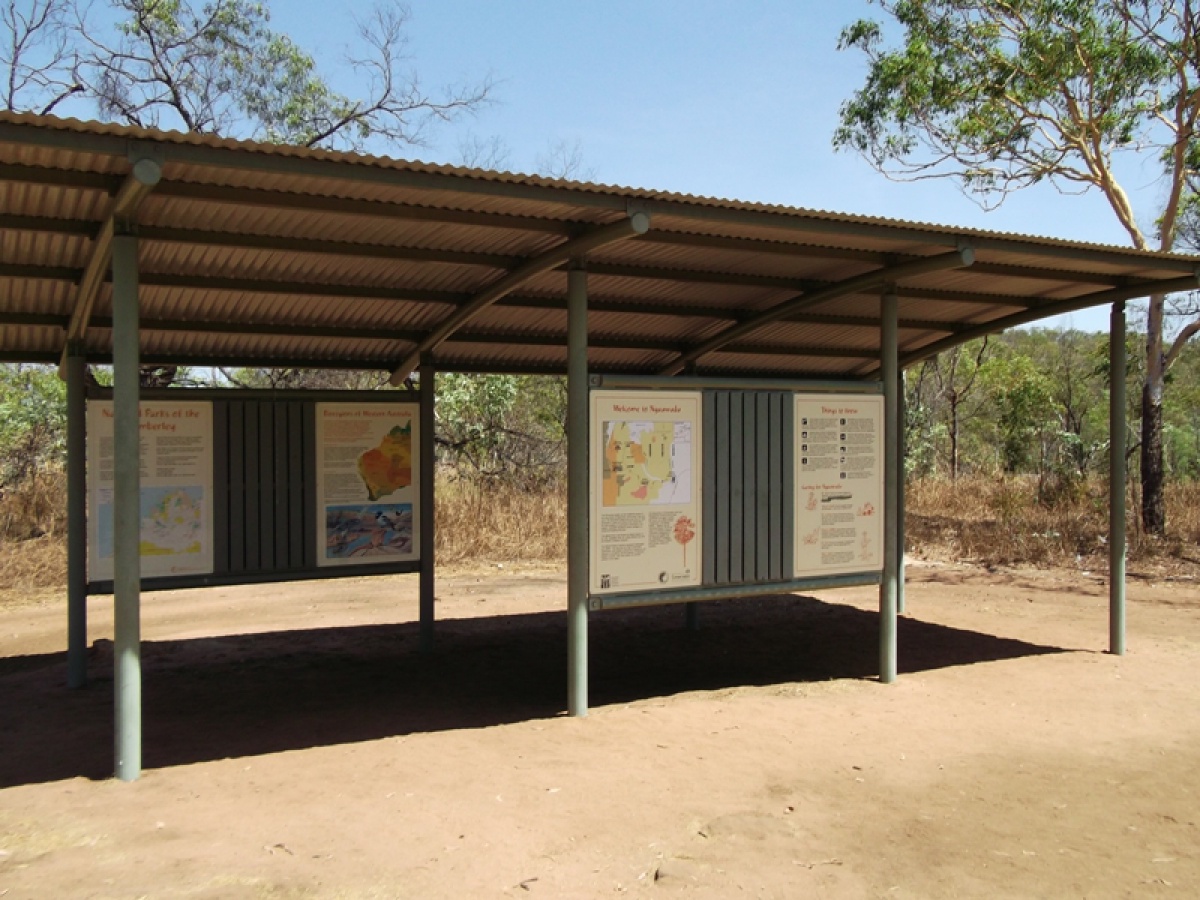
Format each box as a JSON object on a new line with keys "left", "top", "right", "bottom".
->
{"left": 434, "top": 479, "right": 565, "bottom": 565}
{"left": 3, "top": 472, "right": 1197, "bottom": 600}
{"left": 907, "top": 475, "right": 1200, "bottom": 574}
{"left": 0, "top": 469, "right": 69, "bottom": 604}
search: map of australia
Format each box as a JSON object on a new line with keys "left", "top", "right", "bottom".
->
{"left": 602, "top": 421, "right": 692, "bottom": 506}
{"left": 357, "top": 423, "right": 413, "bottom": 500}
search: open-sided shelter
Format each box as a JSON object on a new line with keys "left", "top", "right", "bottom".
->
{"left": 1, "top": 111, "right": 1196, "bottom": 780}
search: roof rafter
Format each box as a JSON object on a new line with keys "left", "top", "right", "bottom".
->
{"left": 659, "top": 246, "right": 977, "bottom": 375}
{"left": 57, "top": 157, "right": 162, "bottom": 373}
{"left": 387, "top": 211, "right": 652, "bottom": 385}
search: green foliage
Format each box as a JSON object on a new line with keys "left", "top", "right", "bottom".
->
{"left": 836, "top": 0, "right": 1200, "bottom": 532}
{"left": 3, "top": 0, "right": 492, "bottom": 151}
{"left": 0, "top": 364, "right": 66, "bottom": 486}
{"left": 1162, "top": 338, "right": 1200, "bottom": 477}
{"left": 835, "top": 0, "right": 1184, "bottom": 223}
{"left": 435, "top": 373, "right": 566, "bottom": 490}
{"left": 979, "top": 352, "right": 1054, "bottom": 473}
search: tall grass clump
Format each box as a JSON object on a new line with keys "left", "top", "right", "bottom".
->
{"left": 435, "top": 478, "right": 566, "bottom": 565}
{"left": 0, "top": 467, "right": 68, "bottom": 600}
{"left": 906, "top": 474, "right": 1200, "bottom": 570}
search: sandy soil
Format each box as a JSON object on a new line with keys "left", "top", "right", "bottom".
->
{"left": 1, "top": 561, "right": 1198, "bottom": 899}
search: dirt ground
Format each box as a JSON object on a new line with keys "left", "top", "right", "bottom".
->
{"left": 1, "top": 560, "right": 1198, "bottom": 899}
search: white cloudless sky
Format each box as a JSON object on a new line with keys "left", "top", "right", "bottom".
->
{"left": 263, "top": 1, "right": 1183, "bottom": 332}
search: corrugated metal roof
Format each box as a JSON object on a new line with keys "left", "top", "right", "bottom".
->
{"left": 1, "top": 111, "right": 1197, "bottom": 378}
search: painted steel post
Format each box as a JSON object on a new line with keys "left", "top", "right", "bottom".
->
{"left": 567, "top": 264, "right": 589, "bottom": 716}
{"left": 1109, "top": 302, "right": 1127, "bottom": 655}
{"left": 685, "top": 601, "right": 700, "bottom": 631}
{"left": 419, "top": 361, "right": 436, "bottom": 652}
{"left": 112, "top": 233, "right": 142, "bottom": 780}
{"left": 66, "top": 350, "right": 88, "bottom": 689}
{"left": 880, "top": 291, "right": 899, "bottom": 683}
{"left": 897, "top": 369, "right": 907, "bottom": 616}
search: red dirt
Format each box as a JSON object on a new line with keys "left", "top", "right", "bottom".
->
{"left": 2, "top": 561, "right": 1198, "bottom": 898}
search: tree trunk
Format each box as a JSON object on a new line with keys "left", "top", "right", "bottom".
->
{"left": 949, "top": 392, "right": 959, "bottom": 480}
{"left": 1141, "top": 295, "right": 1166, "bottom": 534}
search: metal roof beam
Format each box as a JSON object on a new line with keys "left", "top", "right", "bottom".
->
{"left": 4, "top": 119, "right": 1198, "bottom": 276}
{"left": 140, "top": 225, "right": 520, "bottom": 268}
{"left": 387, "top": 211, "right": 651, "bottom": 385}
{"left": 154, "top": 181, "right": 580, "bottom": 235}
{"left": 659, "top": 246, "right": 976, "bottom": 375}
{"left": 0, "top": 161, "right": 119, "bottom": 192}
{"left": 57, "top": 157, "right": 162, "bottom": 373}
{"left": 720, "top": 343, "right": 879, "bottom": 359}
{"left": 646, "top": 199, "right": 1200, "bottom": 273}
{"left": 0, "top": 260, "right": 1035, "bottom": 323}
{"left": 898, "top": 271, "right": 1200, "bottom": 369}
{"left": 0, "top": 212, "right": 1158, "bottom": 297}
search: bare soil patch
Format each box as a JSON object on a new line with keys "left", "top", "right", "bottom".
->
{"left": 2, "top": 562, "right": 1198, "bottom": 898}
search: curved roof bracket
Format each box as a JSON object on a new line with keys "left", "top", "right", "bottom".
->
{"left": 58, "top": 155, "right": 162, "bottom": 373}
{"left": 898, "top": 269, "right": 1200, "bottom": 370}
{"left": 388, "top": 210, "right": 650, "bottom": 385}
{"left": 658, "top": 244, "right": 976, "bottom": 376}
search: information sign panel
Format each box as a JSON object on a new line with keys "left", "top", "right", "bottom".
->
{"left": 87, "top": 400, "right": 215, "bottom": 580}
{"left": 590, "top": 390, "right": 702, "bottom": 594}
{"left": 314, "top": 402, "right": 420, "bottom": 566}
{"left": 793, "top": 394, "right": 885, "bottom": 577}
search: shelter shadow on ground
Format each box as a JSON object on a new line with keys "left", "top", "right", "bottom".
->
{"left": 0, "top": 595, "right": 1067, "bottom": 787}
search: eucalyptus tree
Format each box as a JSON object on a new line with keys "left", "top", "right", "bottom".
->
{"left": 835, "top": 0, "right": 1200, "bottom": 533}
{"left": 4, "top": 0, "right": 492, "bottom": 149}
{"left": 1, "top": 0, "right": 492, "bottom": 388}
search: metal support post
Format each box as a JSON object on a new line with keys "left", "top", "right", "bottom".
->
{"left": 66, "top": 350, "right": 88, "bottom": 689}
{"left": 880, "top": 292, "right": 899, "bottom": 683}
{"left": 112, "top": 233, "right": 142, "bottom": 780}
{"left": 1109, "top": 302, "right": 1126, "bottom": 655}
{"left": 897, "top": 369, "right": 907, "bottom": 616}
{"left": 567, "top": 264, "right": 589, "bottom": 716}
{"left": 419, "top": 362, "right": 436, "bottom": 651}
{"left": 684, "top": 602, "right": 700, "bottom": 631}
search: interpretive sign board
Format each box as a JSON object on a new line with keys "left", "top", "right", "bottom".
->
{"left": 590, "top": 390, "right": 702, "bottom": 594}
{"left": 87, "top": 400, "right": 215, "bottom": 580}
{"left": 314, "top": 402, "right": 420, "bottom": 567}
{"left": 792, "top": 394, "right": 885, "bottom": 577}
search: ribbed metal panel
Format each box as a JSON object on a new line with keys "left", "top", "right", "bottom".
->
{"left": 0, "top": 325, "right": 62, "bottom": 357}
{"left": 2, "top": 111, "right": 1198, "bottom": 378}
{"left": 702, "top": 390, "right": 792, "bottom": 585}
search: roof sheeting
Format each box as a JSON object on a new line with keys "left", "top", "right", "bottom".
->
{"left": 1, "top": 111, "right": 1197, "bottom": 378}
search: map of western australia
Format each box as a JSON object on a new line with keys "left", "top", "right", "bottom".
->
{"left": 602, "top": 421, "right": 692, "bottom": 506}
{"left": 356, "top": 423, "right": 413, "bottom": 500}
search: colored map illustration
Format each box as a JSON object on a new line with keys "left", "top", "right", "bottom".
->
{"left": 325, "top": 503, "right": 413, "bottom": 559}
{"left": 357, "top": 423, "right": 412, "bottom": 501}
{"left": 97, "top": 487, "right": 204, "bottom": 559}
{"left": 602, "top": 421, "right": 692, "bottom": 507}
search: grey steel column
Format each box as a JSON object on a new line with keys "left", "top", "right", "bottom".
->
{"left": 880, "top": 292, "right": 899, "bottom": 683}
{"left": 567, "top": 264, "right": 589, "bottom": 716}
{"left": 897, "top": 369, "right": 907, "bottom": 616}
{"left": 66, "top": 350, "right": 88, "bottom": 689}
{"left": 112, "top": 233, "right": 142, "bottom": 780}
{"left": 419, "top": 362, "right": 436, "bottom": 651}
{"left": 1109, "top": 302, "right": 1126, "bottom": 655}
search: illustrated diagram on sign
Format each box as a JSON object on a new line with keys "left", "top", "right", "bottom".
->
{"left": 357, "top": 422, "right": 412, "bottom": 500}
{"left": 590, "top": 391, "right": 702, "bottom": 595}
{"left": 315, "top": 403, "right": 420, "bottom": 567}
{"left": 793, "top": 395, "right": 885, "bottom": 578}
{"left": 602, "top": 420, "right": 692, "bottom": 507}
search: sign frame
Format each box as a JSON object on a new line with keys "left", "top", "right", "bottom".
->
{"left": 792, "top": 393, "right": 886, "bottom": 578}
{"left": 589, "top": 389, "right": 703, "bottom": 595}
{"left": 314, "top": 401, "right": 421, "bottom": 568}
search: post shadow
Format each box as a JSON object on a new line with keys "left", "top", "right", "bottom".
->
{"left": 1, "top": 594, "right": 1068, "bottom": 788}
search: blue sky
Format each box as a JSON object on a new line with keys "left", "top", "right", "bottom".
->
{"left": 228, "top": 3, "right": 1188, "bottom": 330}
